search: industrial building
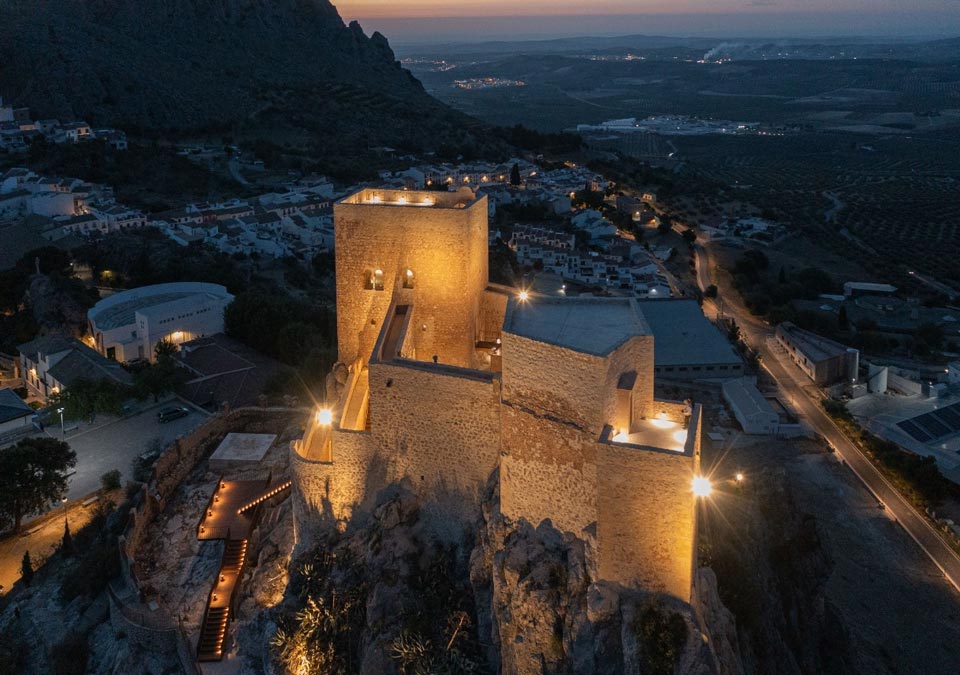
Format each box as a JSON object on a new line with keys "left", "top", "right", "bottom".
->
{"left": 775, "top": 322, "right": 859, "bottom": 386}
{"left": 637, "top": 299, "right": 744, "bottom": 380}
{"left": 721, "top": 377, "right": 781, "bottom": 435}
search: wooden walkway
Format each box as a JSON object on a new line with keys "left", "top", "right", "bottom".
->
{"left": 195, "top": 476, "right": 291, "bottom": 662}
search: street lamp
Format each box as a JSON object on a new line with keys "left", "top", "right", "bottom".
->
{"left": 57, "top": 407, "right": 65, "bottom": 439}
{"left": 61, "top": 497, "right": 68, "bottom": 526}
{"left": 518, "top": 290, "right": 529, "bottom": 302}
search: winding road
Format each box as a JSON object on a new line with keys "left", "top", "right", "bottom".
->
{"left": 694, "top": 242, "right": 960, "bottom": 594}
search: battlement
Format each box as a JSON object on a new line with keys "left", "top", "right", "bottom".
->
{"left": 338, "top": 186, "right": 482, "bottom": 210}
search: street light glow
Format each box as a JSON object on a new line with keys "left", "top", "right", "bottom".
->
{"left": 692, "top": 476, "right": 712, "bottom": 497}
{"left": 518, "top": 290, "right": 529, "bottom": 302}
{"left": 316, "top": 408, "right": 333, "bottom": 426}
{"left": 735, "top": 472, "right": 744, "bottom": 483}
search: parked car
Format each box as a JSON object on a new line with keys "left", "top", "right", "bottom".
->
{"left": 158, "top": 406, "right": 189, "bottom": 423}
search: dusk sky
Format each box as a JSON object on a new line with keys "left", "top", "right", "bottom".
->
{"left": 334, "top": 1, "right": 960, "bottom": 43}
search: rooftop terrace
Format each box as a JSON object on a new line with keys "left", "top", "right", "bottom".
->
{"left": 503, "top": 296, "right": 650, "bottom": 356}
{"left": 338, "top": 186, "right": 481, "bottom": 210}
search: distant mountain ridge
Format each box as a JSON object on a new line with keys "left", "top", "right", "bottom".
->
{"left": 0, "top": 0, "right": 483, "bottom": 156}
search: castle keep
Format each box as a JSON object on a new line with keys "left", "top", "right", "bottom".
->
{"left": 292, "top": 187, "right": 703, "bottom": 601}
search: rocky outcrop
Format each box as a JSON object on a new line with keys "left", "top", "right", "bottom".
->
{"left": 699, "top": 466, "right": 854, "bottom": 675}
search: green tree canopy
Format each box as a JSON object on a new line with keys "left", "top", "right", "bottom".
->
{"left": 0, "top": 437, "right": 77, "bottom": 532}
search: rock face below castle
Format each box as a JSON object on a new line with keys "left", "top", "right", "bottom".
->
{"left": 291, "top": 187, "right": 704, "bottom": 607}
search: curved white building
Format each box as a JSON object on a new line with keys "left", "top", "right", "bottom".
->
{"left": 88, "top": 282, "right": 234, "bottom": 362}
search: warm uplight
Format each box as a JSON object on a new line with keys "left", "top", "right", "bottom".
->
{"left": 423, "top": 197, "right": 433, "bottom": 206}
{"left": 370, "top": 194, "right": 381, "bottom": 203}
{"left": 692, "top": 476, "right": 712, "bottom": 497}
{"left": 397, "top": 195, "right": 406, "bottom": 204}
{"left": 406, "top": 269, "right": 414, "bottom": 277}
{"left": 518, "top": 290, "right": 529, "bottom": 301}
{"left": 613, "top": 429, "right": 628, "bottom": 442}
{"left": 316, "top": 408, "right": 333, "bottom": 426}
{"left": 672, "top": 429, "right": 688, "bottom": 445}
{"left": 172, "top": 330, "right": 183, "bottom": 340}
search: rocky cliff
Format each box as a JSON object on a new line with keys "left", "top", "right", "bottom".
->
{"left": 0, "top": 0, "right": 482, "bottom": 152}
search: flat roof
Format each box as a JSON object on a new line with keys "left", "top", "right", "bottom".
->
{"left": 89, "top": 283, "right": 232, "bottom": 330}
{"left": 504, "top": 297, "right": 649, "bottom": 356}
{"left": 338, "top": 186, "right": 481, "bottom": 210}
{"left": 635, "top": 299, "right": 742, "bottom": 367}
{"left": 722, "top": 378, "right": 779, "bottom": 423}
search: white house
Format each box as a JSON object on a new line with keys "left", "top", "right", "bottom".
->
{"left": 87, "top": 282, "right": 234, "bottom": 362}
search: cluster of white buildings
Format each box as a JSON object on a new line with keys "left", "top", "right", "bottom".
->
{"left": 377, "top": 159, "right": 610, "bottom": 220}
{"left": 151, "top": 179, "right": 334, "bottom": 259}
{"left": 0, "top": 96, "right": 127, "bottom": 154}
{"left": 507, "top": 223, "right": 672, "bottom": 297}
{"left": 0, "top": 167, "right": 146, "bottom": 238}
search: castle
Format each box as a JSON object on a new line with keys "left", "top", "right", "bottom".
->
{"left": 291, "top": 187, "right": 704, "bottom": 602}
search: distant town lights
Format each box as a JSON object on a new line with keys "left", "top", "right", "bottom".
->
{"left": 692, "top": 476, "right": 712, "bottom": 498}
{"left": 316, "top": 408, "right": 333, "bottom": 426}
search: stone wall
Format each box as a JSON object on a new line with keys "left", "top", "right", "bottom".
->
{"left": 368, "top": 359, "right": 501, "bottom": 527}
{"left": 500, "top": 402, "right": 599, "bottom": 537}
{"left": 595, "top": 442, "right": 697, "bottom": 601}
{"left": 500, "top": 401, "right": 700, "bottom": 602}
{"left": 293, "top": 359, "right": 501, "bottom": 540}
{"left": 501, "top": 332, "right": 609, "bottom": 431}
{"left": 290, "top": 428, "right": 376, "bottom": 542}
{"left": 334, "top": 191, "right": 488, "bottom": 368}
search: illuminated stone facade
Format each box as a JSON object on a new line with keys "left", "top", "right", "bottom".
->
{"left": 292, "top": 187, "right": 702, "bottom": 602}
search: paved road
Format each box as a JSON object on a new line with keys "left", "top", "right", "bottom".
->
{"left": 695, "top": 241, "right": 960, "bottom": 593}
{"left": 46, "top": 401, "right": 208, "bottom": 503}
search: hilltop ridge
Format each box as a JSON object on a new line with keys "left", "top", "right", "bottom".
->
{"left": 0, "top": 0, "right": 487, "bottom": 156}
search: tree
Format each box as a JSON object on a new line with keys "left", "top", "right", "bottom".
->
{"left": 510, "top": 163, "right": 521, "bottom": 186}
{"left": 134, "top": 340, "right": 186, "bottom": 401}
{"left": 681, "top": 229, "right": 696, "bottom": 245}
{"left": 657, "top": 214, "right": 672, "bottom": 234}
{"left": 0, "top": 438, "right": 77, "bottom": 532}
{"left": 704, "top": 284, "right": 718, "bottom": 298}
{"left": 21, "top": 551, "right": 33, "bottom": 586}
{"left": 838, "top": 305, "right": 849, "bottom": 330}
{"left": 61, "top": 521, "right": 74, "bottom": 558}
{"left": 778, "top": 266, "right": 787, "bottom": 284}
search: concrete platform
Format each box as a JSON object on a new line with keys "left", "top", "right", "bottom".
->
{"left": 209, "top": 433, "right": 276, "bottom": 471}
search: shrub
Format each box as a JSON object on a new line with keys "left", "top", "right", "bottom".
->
{"left": 635, "top": 600, "right": 689, "bottom": 675}
{"left": 101, "top": 469, "right": 122, "bottom": 491}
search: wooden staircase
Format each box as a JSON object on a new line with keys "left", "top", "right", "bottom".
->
{"left": 197, "top": 606, "right": 230, "bottom": 662}
{"left": 195, "top": 477, "right": 291, "bottom": 663}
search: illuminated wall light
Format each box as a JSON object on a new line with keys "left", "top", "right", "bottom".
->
{"left": 518, "top": 290, "right": 529, "bottom": 302}
{"left": 316, "top": 408, "right": 333, "bottom": 425}
{"left": 692, "top": 476, "right": 712, "bottom": 497}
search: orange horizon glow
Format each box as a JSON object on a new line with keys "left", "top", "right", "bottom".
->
{"left": 334, "top": 0, "right": 871, "bottom": 19}
{"left": 338, "top": 1, "right": 716, "bottom": 19}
